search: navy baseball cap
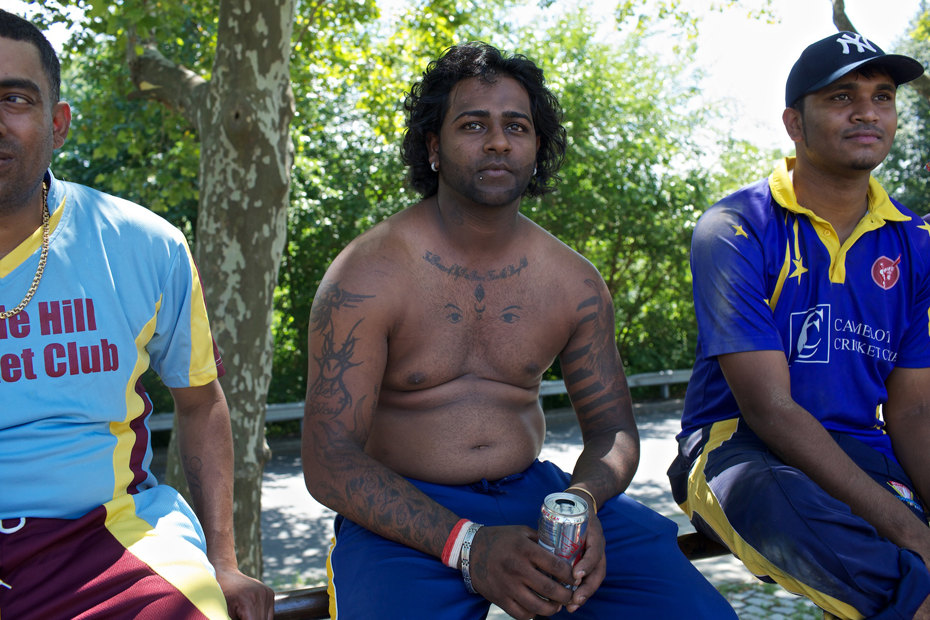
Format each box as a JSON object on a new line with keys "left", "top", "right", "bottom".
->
{"left": 785, "top": 31, "right": 925, "bottom": 107}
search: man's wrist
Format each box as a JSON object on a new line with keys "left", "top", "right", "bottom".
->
{"left": 442, "top": 518, "right": 472, "bottom": 569}
{"left": 565, "top": 486, "right": 598, "bottom": 514}
{"left": 206, "top": 545, "right": 241, "bottom": 572}
{"left": 460, "top": 522, "right": 483, "bottom": 594}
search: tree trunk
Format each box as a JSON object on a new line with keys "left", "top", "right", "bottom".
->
{"left": 129, "top": 0, "right": 296, "bottom": 578}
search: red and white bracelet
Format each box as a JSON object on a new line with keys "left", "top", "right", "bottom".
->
{"left": 441, "top": 518, "right": 473, "bottom": 569}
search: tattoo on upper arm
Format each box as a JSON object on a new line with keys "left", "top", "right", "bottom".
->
{"left": 309, "top": 282, "right": 374, "bottom": 418}
{"left": 306, "top": 283, "right": 449, "bottom": 548}
{"left": 563, "top": 279, "right": 624, "bottom": 421}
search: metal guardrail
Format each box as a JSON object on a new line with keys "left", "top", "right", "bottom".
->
{"left": 148, "top": 401, "right": 307, "bottom": 432}
{"left": 149, "top": 369, "right": 692, "bottom": 432}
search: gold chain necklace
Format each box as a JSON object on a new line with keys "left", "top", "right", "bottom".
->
{"left": 1, "top": 182, "right": 50, "bottom": 320}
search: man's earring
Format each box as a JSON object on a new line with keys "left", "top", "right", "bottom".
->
{"left": 431, "top": 161, "right": 439, "bottom": 172}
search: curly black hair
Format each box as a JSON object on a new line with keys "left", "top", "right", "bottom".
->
{"left": 401, "top": 42, "right": 566, "bottom": 199}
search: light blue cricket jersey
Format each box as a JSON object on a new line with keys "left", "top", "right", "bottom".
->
{"left": 681, "top": 158, "right": 930, "bottom": 460}
{"left": 0, "top": 172, "right": 221, "bottom": 520}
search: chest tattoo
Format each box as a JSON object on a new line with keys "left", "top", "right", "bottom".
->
{"left": 474, "top": 284, "right": 485, "bottom": 317}
{"left": 423, "top": 251, "right": 529, "bottom": 324}
{"left": 423, "top": 250, "right": 529, "bottom": 282}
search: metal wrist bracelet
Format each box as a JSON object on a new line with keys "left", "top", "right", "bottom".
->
{"left": 460, "top": 522, "right": 484, "bottom": 594}
{"left": 565, "top": 485, "right": 598, "bottom": 514}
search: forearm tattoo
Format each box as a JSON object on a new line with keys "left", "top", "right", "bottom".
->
{"left": 305, "top": 283, "right": 453, "bottom": 552}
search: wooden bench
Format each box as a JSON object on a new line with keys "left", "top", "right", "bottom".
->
{"left": 273, "top": 586, "right": 329, "bottom": 620}
{"left": 271, "top": 530, "right": 730, "bottom": 619}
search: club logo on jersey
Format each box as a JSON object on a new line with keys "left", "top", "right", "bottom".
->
{"left": 789, "top": 304, "right": 830, "bottom": 364}
{"left": 871, "top": 255, "right": 901, "bottom": 290}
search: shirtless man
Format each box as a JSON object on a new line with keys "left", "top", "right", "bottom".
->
{"left": 301, "top": 42, "right": 734, "bottom": 620}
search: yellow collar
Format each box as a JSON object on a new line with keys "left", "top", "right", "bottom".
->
{"left": 768, "top": 157, "right": 909, "bottom": 223}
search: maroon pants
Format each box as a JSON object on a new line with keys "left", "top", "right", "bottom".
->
{"left": 0, "top": 506, "right": 211, "bottom": 619}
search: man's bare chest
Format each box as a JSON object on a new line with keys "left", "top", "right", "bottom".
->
{"left": 385, "top": 251, "right": 571, "bottom": 388}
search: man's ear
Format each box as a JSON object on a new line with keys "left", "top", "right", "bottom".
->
{"left": 426, "top": 132, "right": 439, "bottom": 164}
{"left": 782, "top": 106, "right": 803, "bottom": 144}
{"left": 51, "top": 101, "right": 71, "bottom": 150}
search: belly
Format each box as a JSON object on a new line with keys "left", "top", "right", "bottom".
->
{"left": 365, "top": 379, "right": 547, "bottom": 484}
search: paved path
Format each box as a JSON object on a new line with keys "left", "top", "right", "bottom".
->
{"left": 260, "top": 405, "right": 821, "bottom": 618}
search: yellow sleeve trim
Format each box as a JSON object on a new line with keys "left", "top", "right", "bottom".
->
{"left": 181, "top": 240, "right": 217, "bottom": 386}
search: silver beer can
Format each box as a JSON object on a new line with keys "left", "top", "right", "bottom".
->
{"left": 537, "top": 492, "right": 588, "bottom": 566}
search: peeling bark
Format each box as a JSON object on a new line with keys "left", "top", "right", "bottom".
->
{"left": 128, "top": 0, "right": 296, "bottom": 578}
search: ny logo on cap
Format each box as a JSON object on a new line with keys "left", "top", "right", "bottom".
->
{"left": 836, "top": 33, "right": 877, "bottom": 55}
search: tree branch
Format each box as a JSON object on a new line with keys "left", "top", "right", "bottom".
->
{"left": 831, "top": 0, "right": 855, "bottom": 31}
{"left": 910, "top": 74, "right": 930, "bottom": 103}
{"left": 126, "top": 40, "right": 207, "bottom": 129}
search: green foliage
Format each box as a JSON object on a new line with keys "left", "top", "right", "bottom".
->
{"left": 28, "top": 1, "right": 214, "bottom": 409}
{"left": 30, "top": 0, "right": 780, "bottom": 402}
{"left": 33, "top": 0, "right": 211, "bottom": 239}
{"left": 513, "top": 4, "right": 787, "bottom": 373}
{"left": 270, "top": 0, "right": 520, "bottom": 401}
{"left": 516, "top": 9, "right": 708, "bottom": 372}
{"left": 270, "top": 123, "right": 407, "bottom": 401}
{"left": 877, "top": 5, "right": 930, "bottom": 215}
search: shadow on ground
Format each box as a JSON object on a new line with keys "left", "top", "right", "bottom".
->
{"left": 261, "top": 440, "right": 334, "bottom": 588}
